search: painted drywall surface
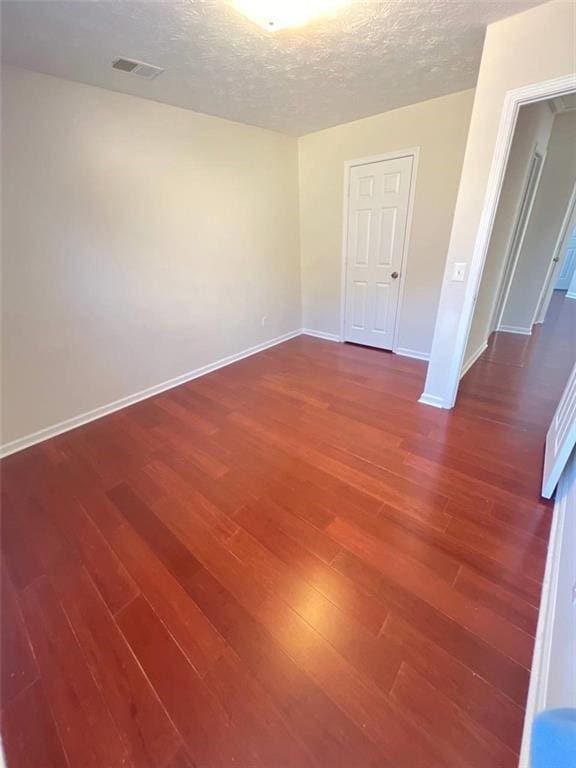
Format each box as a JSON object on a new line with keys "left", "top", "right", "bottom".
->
{"left": 465, "top": 101, "right": 554, "bottom": 358}
{"left": 298, "top": 89, "right": 475, "bottom": 356}
{"left": 502, "top": 111, "right": 576, "bottom": 329}
{"left": 423, "top": 0, "right": 576, "bottom": 406}
{"left": 1, "top": 65, "right": 301, "bottom": 444}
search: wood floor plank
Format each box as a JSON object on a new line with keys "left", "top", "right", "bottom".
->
{"left": 328, "top": 516, "right": 534, "bottom": 668}
{"left": 149, "top": 492, "right": 269, "bottom": 614}
{"left": 390, "top": 663, "right": 517, "bottom": 767}
{"left": 234, "top": 501, "right": 388, "bottom": 635}
{"left": 244, "top": 495, "right": 341, "bottom": 564}
{"left": 1, "top": 488, "right": 45, "bottom": 589}
{"left": 116, "top": 595, "right": 231, "bottom": 768}
{"left": 331, "top": 501, "right": 460, "bottom": 583}
{"left": 1, "top": 561, "right": 39, "bottom": 705}
{"left": 37, "top": 486, "right": 140, "bottom": 614}
{"left": 446, "top": 514, "right": 546, "bottom": 581}
{"left": 185, "top": 567, "right": 387, "bottom": 768}
{"left": 107, "top": 482, "right": 203, "bottom": 588}
{"left": 257, "top": 594, "right": 447, "bottom": 768}
{"left": 381, "top": 612, "right": 525, "bottom": 752}
{"left": 454, "top": 565, "right": 539, "bottom": 636}
{"left": 141, "top": 459, "right": 241, "bottom": 543}
{"left": 226, "top": 524, "right": 401, "bottom": 694}
{"left": 2, "top": 681, "right": 69, "bottom": 768}
{"left": 332, "top": 548, "right": 531, "bottom": 705}
{"left": 19, "top": 577, "right": 131, "bottom": 768}
{"left": 163, "top": 747, "right": 198, "bottom": 768}
{"left": 373, "top": 494, "right": 544, "bottom": 607}
{"left": 54, "top": 563, "right": 181, "bottom": 768}
{"left": 204, "top": 647, "right": 318, "bottom": 768}
{"left": 108, "top": 522, "right": 227, "bottom": 676}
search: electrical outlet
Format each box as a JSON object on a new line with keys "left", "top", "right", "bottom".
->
{"left": 452, "top": 262, "right": 467, "bottom": 282}
{"left": 261, "top": 315, "right": 268, "bottom": 327}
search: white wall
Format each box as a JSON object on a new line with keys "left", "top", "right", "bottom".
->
{"left": 422, "top": 0, "right": 576, "bottom": 408}
{"left": 502, "top": 111, "right": 576, "bottom": 330}
{"left": 465, "top": 101, "right": 553, "bottom": 359}
{"left": 298, "top": 89, "right": 475, "bottom": 357}
{"left": 1, "top": 65, "right": 301, "bottom": 447}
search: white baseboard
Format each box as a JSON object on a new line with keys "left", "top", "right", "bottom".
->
{"left": 566, "top": 291, "right": 576, "bottom": 300}
{"left": 418, "top": 392, "right": 446, "bottom": 409}
{"left": 302, "top": 329, "right": 341, "bottom": 342}
{"left": 519, "top": 451, "right": 576, "bottom": 767}
{"left": 394, "top": 347, "right": 430, "bottom": 362}
{"left": 303, "top": 332, "right": 431, "bottom": 362}
{"left": 0, "top": 329, "right": 302, "bottom": 458}
{"left": 497, "top": 324, "right": 532, "bottom": 335}
{"left": 460, "top": 341, "right": 488, "bottom": 379}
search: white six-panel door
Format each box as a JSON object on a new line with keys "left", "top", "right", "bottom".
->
{"left": 344, "top": 155, "right": 413, "bottom": 349}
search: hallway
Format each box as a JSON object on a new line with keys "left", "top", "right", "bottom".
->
{"left": 2, "top": 293, "right": 575, "bottom": 768}
{"left": 460, "top": 290, "right": 576, "bottom": 459}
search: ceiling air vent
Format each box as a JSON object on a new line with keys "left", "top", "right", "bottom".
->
{"left": 112, "top": 58, "right": 164, "bottom": 80}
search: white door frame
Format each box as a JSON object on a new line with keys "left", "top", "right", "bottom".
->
{"left": 339, "top": 148, "right": 420, "bottom": 353}
{"left": 533, "top": 182, "right": 576, "bottom": 324}
{"left": 423, "top": 74, "right": 576, "bottom": 409}
{"left": 490, "top": 144, "right": 546, "bottom": 334}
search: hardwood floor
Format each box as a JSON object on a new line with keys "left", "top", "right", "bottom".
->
{"left": 2, "top": 292, "right": 575, "bottom": 768}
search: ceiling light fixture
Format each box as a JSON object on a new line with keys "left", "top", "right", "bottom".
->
{"left": 233, "top": 0, "right": 348, "bottom": 32}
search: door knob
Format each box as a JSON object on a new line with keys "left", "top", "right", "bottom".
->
{"left": 391, "top": 271, "right": 399, "bottom": 279}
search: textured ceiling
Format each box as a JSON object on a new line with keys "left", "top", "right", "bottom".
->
{"left": 1, "top": 0, "right": 545, "bottom": 135}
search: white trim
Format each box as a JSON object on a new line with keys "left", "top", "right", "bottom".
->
{"left": 0, "top": 329, "right": 301, "bottom": 458}
{"left": 519, "top": 452, "right": 575, "bottom": 767}
{"left": 394, "top": 347, "right": 430, "bottom": 362}
{"left": 301, "top": 329, "right": 341, "bottom": 342}
{"left": 339, "top": 147, "right": 420, "bottom": 352}
{"left": 533, "top": 181, "right": 576, "bottom": 325}
{"left": 423, "top": 73, "right": 576, "bottom": 410}
{"left": 542, "top": 361, "right": 576, "bottom": 499}
{"left": 418, "top": 393, "right": 446, "bottom": 409}
{"left": 566, "top": 291, "right": 576, "bottom": 300}
{"left": 460, "top": 341, "right": 488, "bottom": 379}
{"left": 497, "top": 324, "right": 533, "bottom": 335}
{"left": 491, "top": 145, "right": 547, "bottom": 333}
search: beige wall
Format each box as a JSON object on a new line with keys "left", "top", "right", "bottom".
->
{"left": 423, "top": 0, "right": 576, "bottom": 407}
{"left": 298, "top": 89, "right": 475, "bottom": 356}
{"left": 502, "top": 110, "right": 576, "bottom": 329}
{"left": 1, "top": 65, "right": 301, "bottom": 446}
{"left": 465, "top": 101, "right": 554, "bottom": 357}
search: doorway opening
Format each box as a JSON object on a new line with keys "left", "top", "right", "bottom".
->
{"left": 490, "top": 148, "right": 545, "bottom": 335}
{"left": 461, "top": 94, "right": 576, "bottom": 376}
{"left": 533, "top": 190, "right": 576, "bottom": 323}
{"left": 458, "top": 92, "right": 576, "bottom": 502}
